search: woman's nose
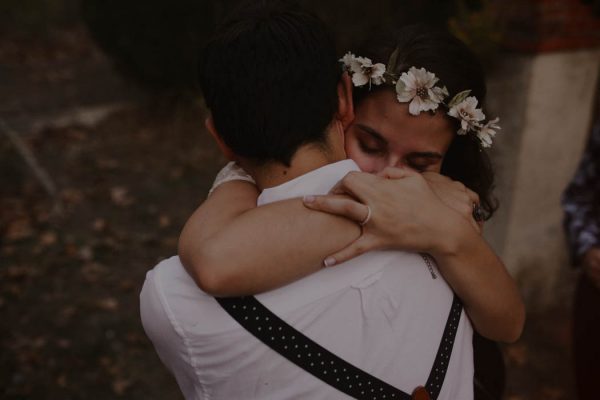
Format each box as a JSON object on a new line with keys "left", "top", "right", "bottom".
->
{"left": 387, "top": 155, "right": 404, "bottom": 168}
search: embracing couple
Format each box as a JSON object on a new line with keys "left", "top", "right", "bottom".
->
{"left": 140, "top": 1, "right": 524, "bottom": 399}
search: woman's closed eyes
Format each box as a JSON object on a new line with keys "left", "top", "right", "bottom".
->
{"left": 355, "top": 125, "right": 443, "bottom": 172}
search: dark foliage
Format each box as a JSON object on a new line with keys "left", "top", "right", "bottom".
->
{"left": 81, "top": 0, "right": 485, "bottom": 94}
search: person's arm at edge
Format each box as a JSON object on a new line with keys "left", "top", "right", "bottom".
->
{"left": 178, "top": 180, "right": 361, "bottom": 296}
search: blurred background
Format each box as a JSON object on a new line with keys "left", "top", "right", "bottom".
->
{"left": 1, "top": 0, "right": 599, "bottom": 399}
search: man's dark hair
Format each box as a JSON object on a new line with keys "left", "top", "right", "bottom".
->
{"left": 198, "top": 0, "right": 339, "bottom": 166}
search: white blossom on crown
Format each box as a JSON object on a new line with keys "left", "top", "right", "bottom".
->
{"left": 339, "top": 52, "right": 357, "bottom": 72}
{"left": 395, "top": 67, "right": 449, "bottom": 116}
{"left": 339, "top": 50, "right": 502, "bottom": 148}
{"left": 343, "top": 54, "right": 386, "bottom": 88}
{"left": 477, "top": 117, "right": 500, "bottom": 148}
{"left": 447, "top": 96, "right": 486, "bottom": 135}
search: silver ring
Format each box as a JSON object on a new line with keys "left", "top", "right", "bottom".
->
{"left": 360, "top": 205, "right": 372, "bottom": 226}
{"left": 472, "top": 203, "right": 484, "bottom": 222}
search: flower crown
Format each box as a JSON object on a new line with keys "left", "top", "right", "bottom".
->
{"left": 339, "top": 51, "right": 500, "bottom": 148}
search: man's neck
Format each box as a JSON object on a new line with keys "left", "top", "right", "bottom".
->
{"left": 242, "top": 145, "right": 342, "bottom": 190}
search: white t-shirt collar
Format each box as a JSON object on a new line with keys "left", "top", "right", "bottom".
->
{"left": 257, "top": 159, "right": 360, "bottom": 206}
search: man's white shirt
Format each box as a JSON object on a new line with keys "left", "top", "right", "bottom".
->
{"left": 140, "top": 159, "right": 474, "bottom": 399}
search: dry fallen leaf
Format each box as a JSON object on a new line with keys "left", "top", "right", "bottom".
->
{"left": 112, "top": 378, "right": 132, "bottom": 396}
{"left": 64, "top": 242, "right": 78, "bottom": 258}
{"left": 2, "top": 245, "right": 16, "bottom": 256}
{"left": 6, "top": 265, "right": 36, "bottom": 280}
{"left": 92, "top": 218, "right": 106, "bottom": 232}
{"left": 78, "top": 245, "right": 94, "bottom": 261}
{"left": 32, "top": 337, "right": 47, "bottom": 349}
{"left": 538, "top": 386, "right": 564, "bottom": 400}
{"left": 96, "top": 158, "right": 119, "bottom": 170}
{"left": 56, "top": 374, "right": 68, "bottom": 388}
{"left": 39, "top": 231, "right": 58, "bottom": 246}
{"left": 161, "top": 236, "right": 178, "bottom": 248}
{"left": 169, "top": 167, "right": 183, "bottom": 179}
{"left": 4, "top": 217, "right": 34, "bottom": 241}
{"left": 61, "top": 188, "right": 84, "bottom": 204}
{"left": 110, "top": 186, "right": 134, "bottom": 207}
{"left": 59, "top": 306, "right": 77, "bottom": 322}
{"left": 81, "top": 263, "right": 108, "bottom": 283}
{"left": 158, "top": 215, "right": 171, "bottom": 228}
{"left": 505, "top": 343, "right": 528, "bottom": 367}
{"left": 118, "top": 279, "right": 135, "bottom": 292}
{"left": 96, "top": 297, "right": 119, "bottom": 311}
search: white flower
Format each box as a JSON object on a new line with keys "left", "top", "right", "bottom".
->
{"left": 339, "top": 52, "right": 356, "bottom": 71}
{"left": 477, "top": 117, "right": 500, "bottom": 148}
{"left": 447, "top": 96, "right": 486, "bottom": 135}
{"left": 348, "top": 56, "right": 386, "bottom": 87}
{"left": 395, "top": 67, "right": 449, "bottom": 115}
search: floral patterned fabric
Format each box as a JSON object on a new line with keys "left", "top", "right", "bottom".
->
{"left": 562, "top": 120, "right": 600, "bottom": 266}
{"left": 208, "top": 161, "right": 255, "bottom": 196}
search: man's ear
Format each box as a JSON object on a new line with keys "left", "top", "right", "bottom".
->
{"left": 333, "top": 118, "right": 347, "bottom": 159}
{"left": 205, "top": 114, "right": 236, "bottom": 161}
{"left": 336, "top": 72, "right": 355, "bottom": 130}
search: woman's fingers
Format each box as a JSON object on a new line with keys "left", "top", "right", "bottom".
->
{"left": 323, "top": 235, "right": 381, "bottom": 267}
{"left": 422, "top": 172, "right": 483, "bottom": 233}
{"left": 329, "top": 171, "right": 378, "bottom": 200}
{"left": 377, "top": 166, "right": 415, "bottom": 179}
{"left": 465, "top": 188, "right": 480, "bottom": 206}
{"left": 303, "top": 194, "right": 370, "bottom": 224}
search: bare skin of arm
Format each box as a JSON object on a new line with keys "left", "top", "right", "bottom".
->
{"left": 178, "top": 180, "right": 360, "bottom": 295}
{"left": 303, "top": 168, "right": 525, "bottom": 343}
{"left": 179, "top": 170, "right": 525, "bottom": 343}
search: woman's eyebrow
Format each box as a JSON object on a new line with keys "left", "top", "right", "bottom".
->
{"left": 355, "top": 124, "right": 387, "bottom": 143}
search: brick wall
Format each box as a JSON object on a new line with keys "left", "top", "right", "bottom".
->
{"left": 497, "top": 0, "right": 600, "bottom": 52}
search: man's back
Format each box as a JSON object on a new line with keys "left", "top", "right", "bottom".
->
{"left": 140, "top": 160, "right": 474, "bottom": 399}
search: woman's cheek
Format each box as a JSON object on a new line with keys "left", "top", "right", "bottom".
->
{"left": 345, "top": 132, "right": 382, "bottom": 173}
{"left": 348, "top": 150, "right": 382, "bottom": 173}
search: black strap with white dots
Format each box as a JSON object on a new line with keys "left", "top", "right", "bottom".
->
{"left": 216, "top": 294, "right": 462, "bottom": 400}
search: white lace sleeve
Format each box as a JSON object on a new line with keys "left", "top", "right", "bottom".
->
{"left": 208, "top": 162, "right": 256, "bottom": 196}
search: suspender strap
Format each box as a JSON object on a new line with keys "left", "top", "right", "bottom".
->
{"left": 425, "top": 295, "right": 463, "bottom": 398}
{"left": 216, "top": 294, "right": 463, "bottom": 400}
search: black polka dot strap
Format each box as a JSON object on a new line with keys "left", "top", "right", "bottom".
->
{"left": 216, "top": 296, "right": 462, "bottom": 400}
{"left": 425, "top": 295, "right": 462, "bottom": 399}
{"left": 216, "top": 295, "right": 462, "bottom": 400}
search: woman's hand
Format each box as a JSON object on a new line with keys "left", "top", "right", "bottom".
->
{"left": 303, "top": 167, "right": 469, "bottom": 266}
{"left": 421, "top": 172, "right": 482, "bottom": 234}
{"left": 304, "top": 167, "right": 525, "bottom": 342}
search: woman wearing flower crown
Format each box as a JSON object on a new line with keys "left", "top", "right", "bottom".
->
{"left": 179, "top": 24, "right": 524, "bottom": 398}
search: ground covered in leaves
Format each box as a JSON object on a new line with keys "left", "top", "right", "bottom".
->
{"left": 1, "top": 99, "right": 224, "bottom": 399}
{"left": 0, "top": 26, "right": 576, "bottom": 400}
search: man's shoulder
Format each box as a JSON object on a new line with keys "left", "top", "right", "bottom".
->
{"left": 141, "top": 256, "right": 241, "bottom": 334}
{"left": 142, "top": 256, "right": 204, "bottom": 301}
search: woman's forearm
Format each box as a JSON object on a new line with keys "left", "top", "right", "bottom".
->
{"left": 300, "top": 170, "right": 525, "bottom": 342}
{"left": 429, "top": 219, "right": 525, "bottom": 343}
{"left": 178, "top": 181, "right": 361, "bottom": 296}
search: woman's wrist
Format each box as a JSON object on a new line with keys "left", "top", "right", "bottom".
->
{"left": 427, "top": 211, "right": 474, "bottom": 259}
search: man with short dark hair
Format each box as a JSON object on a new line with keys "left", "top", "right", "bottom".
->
{"left": 140, "top": 2, "right": 474, "bottom": 399}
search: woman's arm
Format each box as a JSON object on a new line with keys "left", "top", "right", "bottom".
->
{"left": 178, "top": 180, "right": 361, "bottom": 296}
{"left": 180, "top": 165, "right": 524, "bottom": 342}
{"left": 303, "top": 168, "right": 525, "bottom": 343}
